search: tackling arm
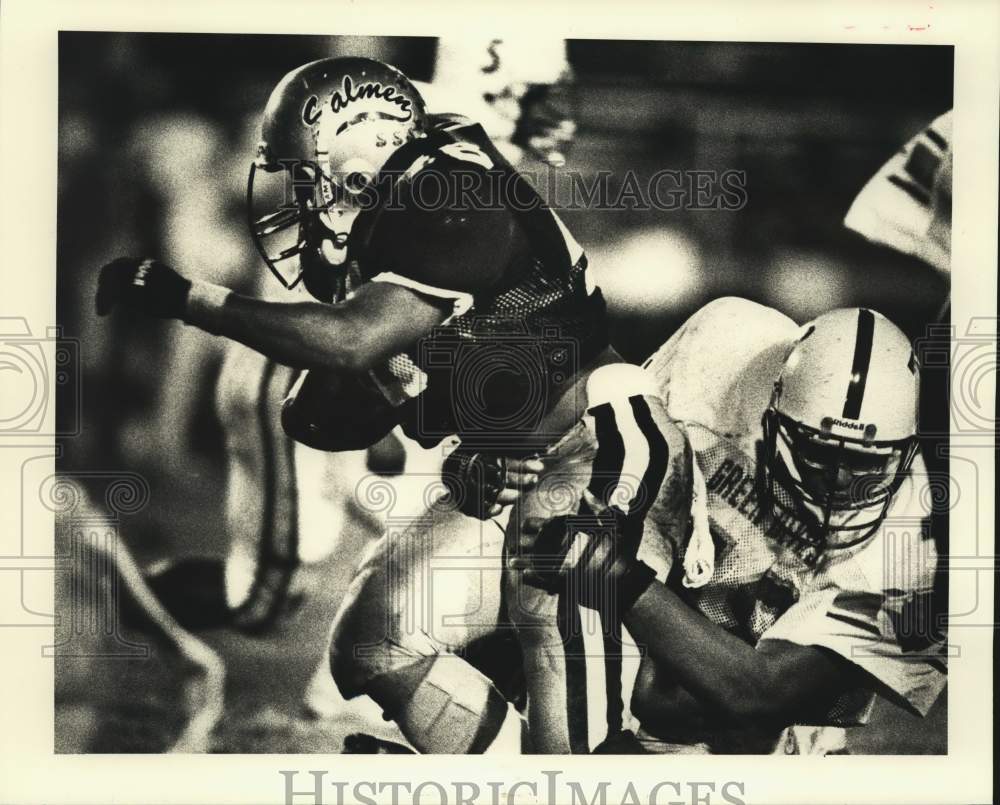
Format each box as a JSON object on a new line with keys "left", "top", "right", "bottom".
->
{"left": 624, "top": 586, "right": 855, "bottom": 723}
{"left": 510, "top": 357, "right": 859, "bottom": 726}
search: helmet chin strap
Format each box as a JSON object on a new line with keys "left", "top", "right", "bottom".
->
{"left": 320, "top": 236, "right": 349, "bottom": 265}
{"left": 317, "top": 206, "right": 359, "bottom": 266}
{"left": 797, "top": 486, "right": 885, "bottom": 537}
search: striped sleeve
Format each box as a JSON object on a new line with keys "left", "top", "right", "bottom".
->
{"left": 582, "top": 365, "right": 670, "bottom": 540}
{"left": 581, "top": 363, "right": 690, "bottom": 578}
{"left": 568, "top": 363, "right": 685, "bottom": 751}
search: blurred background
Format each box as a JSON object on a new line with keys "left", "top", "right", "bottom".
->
{"left": 56, "top": 33, "right": 951, "bottom": 752}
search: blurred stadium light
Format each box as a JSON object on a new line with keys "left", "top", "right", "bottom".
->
{"left": 590, "top": 226, "right": 703, "bottom": 314}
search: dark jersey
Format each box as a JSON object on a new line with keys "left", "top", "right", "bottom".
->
{"left": 348, "top": 116, "right": 608, "bottom": 451}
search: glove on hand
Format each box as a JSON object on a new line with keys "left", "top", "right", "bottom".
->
{"left": 96, "top": 257, "right": 191, "bottom": 319}
{"left": 515, "top": 493, "right": 656, "bottom": 616}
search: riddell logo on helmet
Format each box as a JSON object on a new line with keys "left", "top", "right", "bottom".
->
{"left": 301, "top": 76, "right": 414, "bottom": 127}
{"left": 821, "top": 416, "right": 878, "bottom": 439}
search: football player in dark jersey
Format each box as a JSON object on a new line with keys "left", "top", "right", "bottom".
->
{"left": 96, "top": 56, "right": 675, "bottom": 753}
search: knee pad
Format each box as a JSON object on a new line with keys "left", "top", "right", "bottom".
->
{"left": 328, "top": 585, "right": 439, "bottom": 699}
{"left": 367, "top": 655, "right": 512, "bottom": 754}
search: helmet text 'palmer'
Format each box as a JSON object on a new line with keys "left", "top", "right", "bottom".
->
{"left": 301, "top": 75, "right": 414, "bottom": 127}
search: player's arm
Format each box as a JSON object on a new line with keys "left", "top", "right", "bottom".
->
{"left": 623, "top": 585, "right": 856, "bottom": 723}
{"left": 510, "top": 361, "right": 859, "bottom": 724}
{"left": 95, "top": 258, "right": 450, "bottom": 373}
{"left": 513, "top": 527, "right": 855, "bottom": 724}
{"left": 184, "top": 279, "right": 449, "bottom": 372}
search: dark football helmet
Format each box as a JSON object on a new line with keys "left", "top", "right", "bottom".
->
{"left": 248, "top": 56, "right": 428, "bottom": 300}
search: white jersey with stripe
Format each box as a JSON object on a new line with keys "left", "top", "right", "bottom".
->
{"left": 517, "top": 362, "right": 689, "bottom": 754}
{"left": 641, "top": 297, "right": 946, "bottom": 754}
{"left": 844, "top": 110, "right": 952, "bottom": 274}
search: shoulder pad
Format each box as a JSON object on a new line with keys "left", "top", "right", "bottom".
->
{"left": 427, "top": 112, "right": 476, "bottom": 131}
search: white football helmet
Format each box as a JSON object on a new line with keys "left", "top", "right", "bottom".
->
{"left": 762, "top": 307, "right": 921, "bottom": 543}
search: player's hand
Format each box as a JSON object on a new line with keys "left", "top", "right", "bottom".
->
{"left": 442, "top": 449, "right": 543, "bottom": 520}
{"left": 488, "top": 456, "right": 544, "bottom": 517}
{"left": 95, "top": 257, "right": 192, "bottom": 318}
{"left": 509, "top": 493, "right": 656, "bottom": 615}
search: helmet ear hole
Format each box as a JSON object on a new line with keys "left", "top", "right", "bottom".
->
{"left": 333, "top": 154, "right": 377, "bottom": 198}
{"left": 287, "top": 162, "right": 320, "bottom": 205}
{"left": 345, "top": 171, "right": 370, "bottom": 194}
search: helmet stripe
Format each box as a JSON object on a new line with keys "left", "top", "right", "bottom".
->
{"left": 842, "top": 308, "right": 875, "bottom": 419}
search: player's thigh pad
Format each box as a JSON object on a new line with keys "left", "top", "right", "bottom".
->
{"left": 329, "top": 501, "right": 506, "bottom": 696}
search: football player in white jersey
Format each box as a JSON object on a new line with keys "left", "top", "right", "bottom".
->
{"left": 414, "top": 36, "right": 575, "bottom": 168}
{"left": 844, "top": 110, "right": 951, "bottom": 664}
{"left": 844, "top": 110, "right": 951, "bottom": 277}
{"left": 513, "top": 297, "right": 946, "bottom": 753}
